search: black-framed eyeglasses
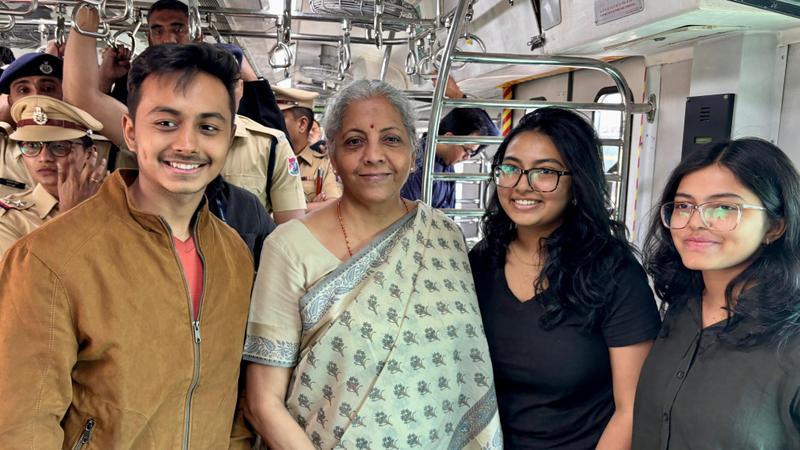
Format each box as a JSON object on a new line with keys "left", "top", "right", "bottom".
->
{"left": 660, "top": 201, "right": 766, "bottom": 231}
{"left": 492, "top": 164, "right": 572, "bottom": 193}
{"left": 18, "top": 140, "right": 83, "bottom": 158}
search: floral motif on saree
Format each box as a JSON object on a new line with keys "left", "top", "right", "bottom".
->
{"left": 244, "top": 204, "right": 502, "bottom": 450}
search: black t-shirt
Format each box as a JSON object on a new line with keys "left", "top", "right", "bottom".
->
{"left": 469, "top": 241, "right": 661, "bottom": 449}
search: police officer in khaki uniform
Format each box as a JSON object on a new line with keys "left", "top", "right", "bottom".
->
{"left": 0, "top": 53, "right": 114, "bottom": 198}
{"left": 0, "top": 53, "right": 64, "bottom": 197}
{"left": 274, "top": 86, "right": 341, "bottom": 210}
{"left": 0, "top": 96, "right": 106, "bottom": 257}
{"left": 222, "top": 114, "right": 306, "bottom": 224}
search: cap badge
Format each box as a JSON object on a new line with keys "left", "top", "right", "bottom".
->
{"left": 32, "top": 106, "right": 48, "bottom": 125}
{"left": 39, "top": 61, "right": 53, "bottom": 75}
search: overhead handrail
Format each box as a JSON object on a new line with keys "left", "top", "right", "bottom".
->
{"left": 0, "top": 14, "right": 14, "bottom": 32}
{"left": 405, "top": 25, "right": 417, "bottom": 75}
{"left": 338, "top": 19, "right": 352, "bottom": 80}
{"left": 372, "top": 0, "right": 384, "bottom": 48}
{"left": 422, "top": 1, "right": 657, "bottom": 222}
{"left": 100, "top": 0, "right": 131, "bottom": 25}
{"left": 54, "top": 3, "right": 67, "bottom": 45}
{"left": 188, "top": 0, "right": 201, "bottom": 41}
{"left": 207, "top": 13, "right": 224, "bottom": 43}
{"left": 108, "top": 12, "right": 140, "bottom": 55}
{"left": 268, "top": 10, "right": 294, "bottom": 69}
{"left": 415, "top": 33, "right": 437, "bottom": 79}
{"left": 0, "top": 0, "right": 37, "bottom": 16}
{"left": 71, "top": 2, "right": 111, "bottom": 38}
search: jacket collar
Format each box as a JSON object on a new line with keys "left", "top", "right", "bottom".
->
{"left": 103, "top": 169, "right": 210, "bottom": 235}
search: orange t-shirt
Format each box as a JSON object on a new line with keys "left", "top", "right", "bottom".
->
{"left": 174, "top": 236, "right": 203, "bottom": 320}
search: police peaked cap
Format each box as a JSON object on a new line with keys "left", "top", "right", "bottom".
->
{"left": 0, "top": 53, "right": 63, "bottom": 95}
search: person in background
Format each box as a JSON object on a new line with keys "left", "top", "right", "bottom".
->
{"left": 469, "top": 107, "right": 660, "bottom": 449}
{"left": 81, "top": 0, "right": 304, "bottom": 223}
{"left": 0, "top": 96, "right": 106, "bottom": 257}
{"left": 0, "top": 42, "right": 253, "bottom": 449}
{"left": 632, "top": 138, "right": 800, "bottom": 449}
{"left": 0, "top": 53, "right": 64, "bottom": 195}
{"left": 401, "top": 107, "right": 498, "bottom": 208}
{"left": 308, "top": 119, "right": 327, "bottom": 153}
{"left": 64, "top": 6, "right": 291, "bottom": 259}
{"left": 243, "top": 80, "right": 502, "bottom": 450}
{"left": 274, "top": 86, "right": 340, "bottom": 210}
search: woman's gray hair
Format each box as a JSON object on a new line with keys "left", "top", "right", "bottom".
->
{"left": 322, "top": 80, "right": 417, "bottom": 155}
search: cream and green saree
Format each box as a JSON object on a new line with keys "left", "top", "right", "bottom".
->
{"left": 244, "top": 203, "right": 502, "bottom": 450}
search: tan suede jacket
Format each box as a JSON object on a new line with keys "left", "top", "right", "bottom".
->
{"left": 0, "top": 171, "right": 254, "bottom": 449}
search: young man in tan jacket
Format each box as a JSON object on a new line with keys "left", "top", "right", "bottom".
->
{"left": 0, "top": 43, "right": 253, "bottom": 449}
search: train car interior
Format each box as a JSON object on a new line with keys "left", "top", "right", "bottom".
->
{"left": 2, "top": 0, "right": 800, "bottom": 246}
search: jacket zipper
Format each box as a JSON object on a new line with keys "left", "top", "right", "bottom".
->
{"left": 162, "top": 217, "right": 207, "bottom": 450}
{"left": 72, "top": 417, "right": 95, "bottom": 450}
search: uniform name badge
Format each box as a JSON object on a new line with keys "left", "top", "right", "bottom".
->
{"left": 287, "top": 156, "right": 300, "bottom": 176}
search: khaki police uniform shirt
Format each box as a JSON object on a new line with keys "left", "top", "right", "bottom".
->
{"left": 0, "top": 122, "right": 35, "bottom": 198}
{"left": 297, "top": 145, "right": 341, "bottom": 202}
{"left": 0, "top": 183, "right": 58, "bottom": 258}
{"left": 221, "top": 115, "right": 306, "bottom": 213}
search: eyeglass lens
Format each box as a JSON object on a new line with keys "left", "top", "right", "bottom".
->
{"left": 20, "top": 141, "right": 75, "bottom": 157}
{"left": 493, "top": 166, "right": 560, "bottom": 192}
{"left": 662, "top": 202, "right": 740, "bottom": 231}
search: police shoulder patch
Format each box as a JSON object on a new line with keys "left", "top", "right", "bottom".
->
{"left": 287, "top": 156, "right": 300, "bottom": 176}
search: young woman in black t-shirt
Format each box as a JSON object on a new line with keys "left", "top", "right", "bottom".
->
{"left": 632, "top": 139, "right": 800, "bottom": 449}
{"left": 469, "top": 108, "right": 661, "bottom": 449}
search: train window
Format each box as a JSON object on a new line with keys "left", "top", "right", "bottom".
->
{"left": 593, "top": 87, "right": 623, "bottom": 212}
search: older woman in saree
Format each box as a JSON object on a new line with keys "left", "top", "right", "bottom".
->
{"left": 242, "top": 80, "right": 502, "bottom": 450}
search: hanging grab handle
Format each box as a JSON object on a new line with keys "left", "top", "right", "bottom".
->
{"left": 373, "top": 0, "right": 384, "bottom": 49}
{"left": 71, "top": 2, "right": 111, "bottom": 39}
{"left": 0, "top": 0, "right": 37, "bottom": 16}
{"left": 0, "top": 15, "right": 14, "bottom": 33}
{"left": 269, "top": 42, "right": 293, "bottom": 69}
{"left": 101, "top": 0, "right": 132, "bottom": 25}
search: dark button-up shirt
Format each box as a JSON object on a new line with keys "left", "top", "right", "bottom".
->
{"left": 401, "top": 136, "right": 455, "bottom": 209}
{"left": 632, "top": 296, "right": 800, "bottom": 450}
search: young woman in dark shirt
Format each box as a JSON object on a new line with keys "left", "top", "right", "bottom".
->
{"left": 469, "top": 108, "right": 661, "bottom": 449}
{"left": 632, "top": 138, "right": 800, "bottom": 449}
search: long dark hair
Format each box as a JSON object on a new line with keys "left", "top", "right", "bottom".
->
{"left": 644, "top": 138, "right": 800, "bottom": 348}
{"left": 481, "top": 107, "right": 634, "bottom": 330}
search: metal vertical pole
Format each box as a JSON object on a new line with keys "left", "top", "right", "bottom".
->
{"left": 421, "top": 0, "right": 470, "bottom": 204}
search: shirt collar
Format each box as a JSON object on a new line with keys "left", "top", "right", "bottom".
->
{"left": 297, "top": 145, "right": 314, "bottom": 164}
{"left": 31, "top": 183, "right": 59, "bottom": 219}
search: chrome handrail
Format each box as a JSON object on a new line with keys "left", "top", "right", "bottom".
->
{"left": 422, "top": 5, "right": 657, "bottom": 221}
{"left": 0, "top": 14, "right": 15, "bottom": 32}
{"left": 71, "top": 2, "right": 111, "bottom": 38}
{"left": 0, "top": 0, "right": 37, "bottom": 16}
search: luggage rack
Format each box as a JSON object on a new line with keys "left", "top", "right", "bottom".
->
{"left": 423, "top": 0, "right": 657, "bottom": 224}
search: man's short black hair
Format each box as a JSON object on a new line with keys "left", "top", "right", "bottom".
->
{"left": 437, "top": 107, "right": 499, "bottom": 153}
{"left": 0, "top": 46, "right": 15, "bottom": 65}
{"left": 127, "top": 43, "right": 240, "bottom": 123}
{"left": 288, "top": 107, "right": 314, "bottom": 137}
{"left": 148, "top": 0, "right": 188, "bottom": 18}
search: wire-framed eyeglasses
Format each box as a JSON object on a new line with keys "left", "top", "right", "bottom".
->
{"left": 492, "top": 164, "right": 572, "bottom": 193}
{"left": 18, "top": 140, "right": 84, "bottom": 158}
{"left": 461, "top": 144, "right": 482, "bottom": 159}
{"left": 660, "top": 201, "right": 767, "bottom": 231}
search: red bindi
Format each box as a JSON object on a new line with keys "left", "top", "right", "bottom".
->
{"left": 370, "top": 124, "right": 374, "bottom": 128}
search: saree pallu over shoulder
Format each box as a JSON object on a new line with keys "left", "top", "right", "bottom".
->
{"left": 247, "top": 204, "right": 502, "bottom": 450}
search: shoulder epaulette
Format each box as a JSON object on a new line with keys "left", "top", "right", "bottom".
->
{"left": 236, "top": 115, "right": 287, "bottom": 140}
